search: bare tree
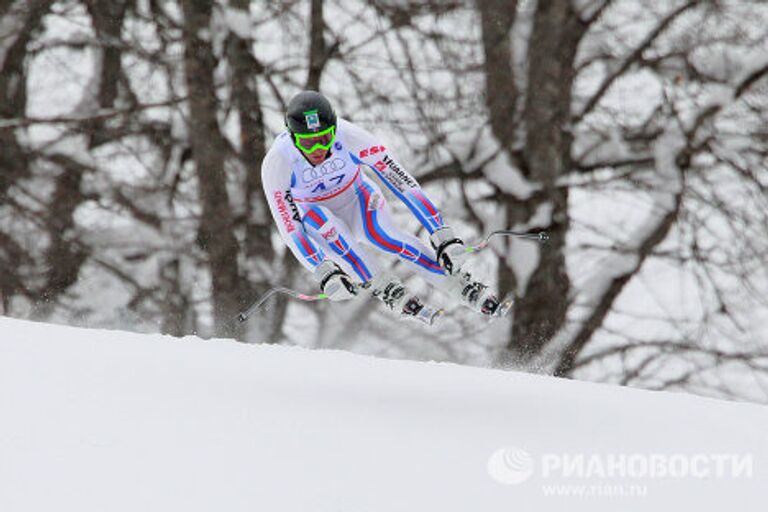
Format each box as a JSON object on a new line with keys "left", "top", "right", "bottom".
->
{"left": 2, "top": 0, "right": 767, "bottom": 402}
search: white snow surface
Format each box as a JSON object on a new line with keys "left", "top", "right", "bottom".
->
{"left": 1, "top": 317, "right": 767, "bottom": 512}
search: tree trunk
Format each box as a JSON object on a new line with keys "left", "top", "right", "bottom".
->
{"left": 0, "top": 0, "right": 52, "bottom": 195}
{"left": 83, "top": 0, "right": 128, "bottom": 148}
{"left": 306, "top": 0, "right": 327, "bottom": 90}
{"left": 0, "top": 0, "right": 53, "bottom": 307}
{"left": 476, "top": 0, "right": 520, "bottom": 320}
{"left": 477, "top": 0, "right": 517, "bottom": 150}
{"left": 181, "top": 0, "right": 242, "bottom": 336}
{"left": 509, "top": 1, "right": 586, "bottom": 360}
{"left": 33, "top": 155, "right": 90, "bottom": 318}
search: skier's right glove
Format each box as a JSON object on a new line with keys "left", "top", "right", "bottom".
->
{"left": 430, "top": 226, "right": 469, "bottom": 276}
{"left": 314, "top": 260, "right": 358, "bottom": 301}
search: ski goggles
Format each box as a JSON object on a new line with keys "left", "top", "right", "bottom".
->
{"left": 293, "top": 125, "right": 336, "bottom": 154}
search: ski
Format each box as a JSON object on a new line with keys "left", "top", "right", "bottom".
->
{"left": 237, "top": 228, "right": 542, "bottom": 323}
{"left": 492, "top": 292, "right": 515, "bottom": 318}
{"left": 401, "top": 296, "right": 444, "bottom": 325}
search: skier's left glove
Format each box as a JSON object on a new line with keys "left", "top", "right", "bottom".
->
{"left": 430, "top": 226, "right": 469, "bottom": 276}
{"left": 314, "top": 260, "right": 358, "bottom": 301}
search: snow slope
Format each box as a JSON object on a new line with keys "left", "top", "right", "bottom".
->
{"left": 1, "top": 317, "right": 766, "bottom": 512}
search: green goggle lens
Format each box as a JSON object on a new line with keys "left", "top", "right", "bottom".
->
{"left": 293, "top": 126, "right": 336, "bottom": 154}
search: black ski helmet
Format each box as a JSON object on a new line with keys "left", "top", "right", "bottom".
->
{"left": 285, "top": 90, "right": 337, "bottom": 135}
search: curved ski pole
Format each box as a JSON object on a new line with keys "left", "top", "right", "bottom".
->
{"left": 465, "top": 229, "right": 549, "bottom": 253}
{"left": 237, "top": 287, "right": 329, "bottom": 323}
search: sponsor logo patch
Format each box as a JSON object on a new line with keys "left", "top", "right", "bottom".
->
{"left": 321, "top": 227, "right": 338, "bottom": 241}
{"left": 274, "top": 191, "right": 296, "bottom": 233}
{"left": 381, "top": 155, "right": 417, "bottom": 189}
{"left": 304, "top": 109, "right": 320, "bottom": 130}
{"left": 283, "top": 189, "right": 301, "bottom": 221}
{"left": 301, "top": 158, "right": 346, "bottom": 183}
{"left": 359, "top": 145, "right": 385, "bottom": 158}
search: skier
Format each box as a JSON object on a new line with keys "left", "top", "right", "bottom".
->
{"left": 262, "top": 90, "right": 505, "bottom": 324}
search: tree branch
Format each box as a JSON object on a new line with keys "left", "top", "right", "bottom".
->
{"left": 574, "top": 0, "right": 701, "bottom": 123}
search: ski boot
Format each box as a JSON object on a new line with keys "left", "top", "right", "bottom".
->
{"left": 446, "top": 272, "right": 513, "bottom": 318}
{"left": 367, "top": 275, "right": 443, "bottom": 326}
{"left": 401, "top": 295, "right": 444, "bottom": 325}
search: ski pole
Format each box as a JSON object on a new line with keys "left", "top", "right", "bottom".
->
{"left": 466, "top": 229, "right": 549, "bottom": 253}
{"left": 237, "top": 287, "right": 329, "bottom": 323}
{"left": 237, "top": 282, "right": 368, "bottom": 322}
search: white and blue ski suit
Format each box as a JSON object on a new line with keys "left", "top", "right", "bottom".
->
{"left": 262, "top": 118, "right": 449, "bottom": 287}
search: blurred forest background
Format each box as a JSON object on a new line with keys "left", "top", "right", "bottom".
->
{"left": 1, "top": 0, "right": 768, "bottom": 402}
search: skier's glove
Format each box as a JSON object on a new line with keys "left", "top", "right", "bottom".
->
{"left": 314, "top": 260, "right": 358, "bottom": 301}
{"left": 430, "top": 226, "right": 468, "bottom": 276}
